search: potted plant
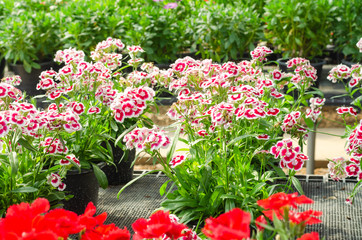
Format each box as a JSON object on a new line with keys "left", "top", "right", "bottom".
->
{"left": 36, "top": 37, "right": 159, "bottom": 204}
{"left": 124, "top": 1, "right": 191, "bottom": 66}
{"left": 330, "top": 0, "right": 362, "bottom": 66}
{"left": 118, "top": 47, "right": 324, "bottom": 227}
{"left": 59, "top": 0, "right": 123, "bottom": 59}
{"left": 263, "top": 0, "right": 334, "bottom": 87}
{"left": 326, "top": 38, "right": 362, "bottom": 204}
{"left": 190, "top": 3, "right": 264, "bottom": 62}
{"left": 0, "top": 1, "right": 64, "bottom": 96}
{"left": 0, "top": 76, "right": 77, "bottom": 217}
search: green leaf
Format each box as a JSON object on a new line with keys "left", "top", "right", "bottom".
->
{"left": 161, "top": 198, "right": 198, "bottom": 211}
{"left": 23, "top": 61, "right": 32, "bottom": 73}
{"left": 160, "top": 179, "right": 172, "bottom": 196}
{"left": 17, "top": 138, "right": 37, "bottom": 152}
{"left": 9, "top": 152, "right": 18, "bottom": 178}
{"left": 166, "top": 125, "right": 181, "bottom": 162}
{"left": 91, "top": 163, "right": 108, "bottom": 189}
{"left": 291, "top": 176, "right": 304, "bottom": 195}
{"left": 250, "top": 182, "right": 267, "bottom": 195}
{"left": 304, "top": 117, "right": 315, "bottom": 130}
{"left": 225, "top": 199, "right": 235, "bottom": 212}
{"left": 11, "top": 186, "right": 38, "bottom": 193}
{"left": 115, "top": 123, "right": 137, "bottom": 147}
{"left": 227, "top": 134, "right": 254, "bottom": 147}
{"left": 117, "top": 169, "right": 161, "bottom": 199}
{"left": 110, "top": 120, "right": 118, "bottom": 132}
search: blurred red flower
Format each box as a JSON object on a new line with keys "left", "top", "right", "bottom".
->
{"left": 202, "top": 208, "right": 251, "bottom": 240}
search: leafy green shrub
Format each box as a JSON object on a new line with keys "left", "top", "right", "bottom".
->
{"left": 190, "top": 4, "right": 264, "bottom": 62}
{"left": 0, "top": 3, "right": 63, "bottom": 72}
{"left": 263, "top": 0, "right": 334, "bottom": 60}
{"left": 330, "top": 0, "right": 362, "bottom": 62}
{"left": 60, "top": 0, "right": 124, "bottom": 58}
{"left": 124, "top": 2, "right": 192, "bottom": 64}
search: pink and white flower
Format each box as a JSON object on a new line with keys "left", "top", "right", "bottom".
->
{"left": 170, "top": 154, "right": 187, "bottom": 168}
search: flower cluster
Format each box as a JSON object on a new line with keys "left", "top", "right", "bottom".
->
{"left": 90, "top": 37, "right": 125, "bottom": 70}
{"left": 270, "top": 139, "right": 308, "bottom": 171}
{"left": 327, "top": 37, "right": 362, "bottom": 204}
{"left": 0, "top": 78, "right": 80, "bottom": 205}
{"left": 110, "top": 87, "right": 155, "bottom": 123}
{"left": 201, "top": 192, "right": 321, "bottom": 240}
{"left": 327, "top": 157, "right": 348, "bottom": 181}
{"left": 256, "top": 192, "right": 322, "bottom": 240}
{"left": 306, "top": 97, "right": 325, "bottom": 122}
{"left": 0, "top": 37, "right": 159, "bottom": 213}
{"left": 132, "top": 210, "right": 199, "bottom": 240}
{"left": 336, "top": 106, "right": 358, "bottom": 116}
{"left": 251, "top": 46, "right": 273, "bottom": 62}
{"left": 327, "top": 64, "right": 351, "bottom": 83}
{"left": 285, "top": 58, "right": 318, "bottom": 87}
{"left": 123, "top": 127, "right": 171, "bottom": 151}
{"left": 327, "top": 38, "right": 362, "bottom": 87}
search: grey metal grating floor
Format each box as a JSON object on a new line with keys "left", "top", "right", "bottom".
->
{"left": 97, "top": 173, "right": 362, "bottom": 239}
{"left": 97, "top": 174, "right": 169, "bottom": 234}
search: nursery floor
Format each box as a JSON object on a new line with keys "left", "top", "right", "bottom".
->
{"left": 97, "top": 172, "right": 362, "bottom": 239}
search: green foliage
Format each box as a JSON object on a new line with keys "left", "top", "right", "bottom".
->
{"left": 0, "top": 0, "right": 63, "bottom": 72}
{"left": 191, "top": 4, "right": 264, "bottom": 62}
{"left": 330, "top": 0, "right": 362, "bottom": 62}
{"left": 60, "top": 0, "right": 124, "bottom": 58}
{"left": 263, "top": 0, "right": 334, "bottom": 60}
{"left": 123, "top": 2, "right": 193, "bottom": 64}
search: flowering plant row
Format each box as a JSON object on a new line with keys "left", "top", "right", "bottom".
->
{"left": 119, "top": 47, "right": 326, "bottom": 226}
{"left": 0, "top": 192, "right": 321, "bottom": 240}
{"left": 327, "top": 38, "right": 362, "bottom": 204}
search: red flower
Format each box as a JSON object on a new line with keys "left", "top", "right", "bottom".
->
{"left": 132, "top": 210, "right": 187, "bottom": 240}
{"left": 79, "top": 202, "right": 108, "bottom": 231}
{"left": 289, "top": 210, "right": 322, "bottom": 225}
{"left": 0, "top": 198, "right": 50, "bottom": 238}
{"left": 81, "top": 224, "right": 130, "bottom": 240}
{"left": 255, "top": 215, "right": 267, "bottom": 231}
{"left": 35, "top": 208, "right": 83, "bottom": 239}
{"left": 257, "top": 192, "right": 313, "bottom": 210}
{"left": 297, "top": 232, "right": 320, "bottom": 240}
{"left": 202, "top": 208, "right": 251, "bottom": 240}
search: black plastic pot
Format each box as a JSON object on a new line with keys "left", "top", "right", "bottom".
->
{"left": 62, "top": 167, "right": 100, "bottom": 215}
{"left": 7, "top": 61, "right": 56, "bottom": 97}
{"left": 102, "top": 147, "right": 136, "bottom": 185}
{"left": 277, "top": 58, "right": 326, "bottom": 88}
{"left": 0, "top": 58, "right": 5, "bottom": 79}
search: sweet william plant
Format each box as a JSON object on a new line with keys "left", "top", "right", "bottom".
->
{"left": 118, "top": 46, "right": 325, "bottom": 226}
{"left": 327, "top": 37, "right": 362, "bottom": 204}
{"left": 0, "top": 37, "right": 160, "bottom": 214}
{"left": 36, "top": 37, "right": 158, "bottom": 189}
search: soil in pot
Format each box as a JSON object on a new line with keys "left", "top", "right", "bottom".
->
{"left": 102, "top": 147, "right": 136, "bottom": 185}
{"left": 62, "top": 167, "right": 100, "bottom": 215}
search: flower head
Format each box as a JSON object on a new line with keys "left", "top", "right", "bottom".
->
{"left": 132, "top": 210, "right": 187, "bottom": 240}
{"left": 202, "top": 208, "right": 251, "bottom": 240}
{"left": 257, "top": 192, "right": 313, "bottom": 211}
{"left": 164, "top": 2, "right": 178, "bottom": 9}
